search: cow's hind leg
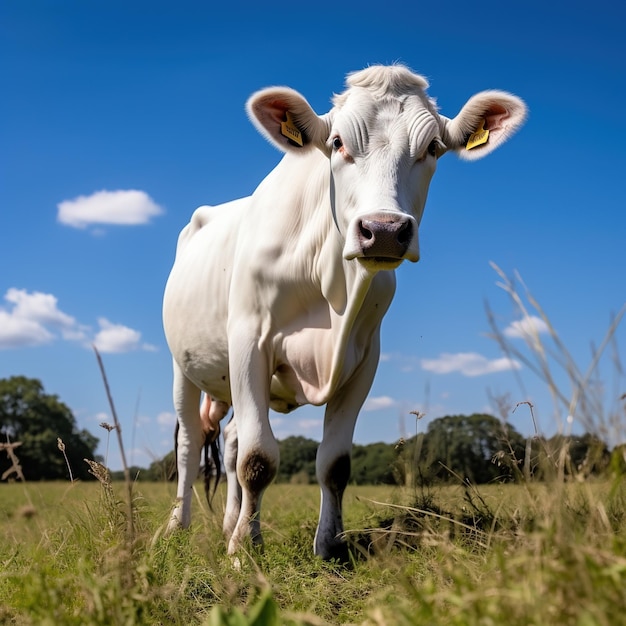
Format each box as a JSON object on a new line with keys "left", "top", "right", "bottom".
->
{"left": 167, "top": 361, "right": 204, "bottom": 532}
{"left": 222, "top": 415, "right": 242, "bottom": 542}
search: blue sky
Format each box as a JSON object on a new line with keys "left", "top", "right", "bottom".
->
{"left": 1, "top": 1, "right": 624, "bottom": 470}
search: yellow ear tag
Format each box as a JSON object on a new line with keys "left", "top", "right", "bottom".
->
{"left": 280, "top": 111, "right": 304, "bottom": 147}
{"left": 465, "top": 119, "right": 490, "bottom": 151}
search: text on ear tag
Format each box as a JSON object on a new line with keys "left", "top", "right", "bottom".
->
{"left": 280, "top": 111, "right": 304, "bottom": 147}
{"left": 466, "top": 119, "right": 489, "bottom": 151}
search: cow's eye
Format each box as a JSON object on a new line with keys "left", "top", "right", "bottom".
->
{"left": 416, "top": 139, "right": 443, "bottom": 163}
{"left": 332, "top": 136, "right": 343, "bottom": 150}
{"left": 428, "top": 138, "right": 446, "bottom": 159}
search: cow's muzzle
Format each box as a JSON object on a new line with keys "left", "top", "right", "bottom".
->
{"left": 357, "top": 213, "right": 415, "bottom": 260}
{"left": 343, "top": 212, "right": 419, "bottom": 266}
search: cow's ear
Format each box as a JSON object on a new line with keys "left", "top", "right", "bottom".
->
{"left": 246, "top": 87, "right": 331, "bottom": 154}
{"left": 442, "top": 91, "right": 527, "bottom": 161}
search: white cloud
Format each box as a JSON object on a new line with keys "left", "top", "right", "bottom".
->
{"left": 0, "top": 288, "right": 75, "bottom": 349}
{"left": 128, "top": 448, "right": 153, "bottom": 467}
{"left": 5, "top": 288, "right": 76, "bottom": 328}
{"left": 0, "top": 310, "right": 54, "bottom": 348}
{"left": 503, "top": 315, "right": 549, "bottom": 339}
{"left": 271, "top": 416, "right": 285, "bottom": 428}
{"left": 57, "top": 189, "right": 163, "bottom": 229}
{"left": 269, "top": 414, "right": 323, "bottom": 441}
{"left": 61, "top": 327, "right": 90, "bottom": 342}
{"left": 378, "top": 352, "right": 421, "bottom": 372}
{"left": 420, "top": 352, "right": 521, "bottom": 377}
{"left": 0, "top": 288, "right": 156, "bottom": 354}
{"left": 93, "top": 317, "right": 157, "bottom": 354}
{"left": 93, "top": 412, "right": 110, "bottom": 425}
{"left": 297, "top": 418, "right": 323, "bottom": 431}
{"left": 363, "top": 395, "right": 396, "bottom": 411}
{"left": 157, "top": 412, "right": 177, "bottom": 427}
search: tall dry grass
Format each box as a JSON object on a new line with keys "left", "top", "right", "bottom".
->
{"left": 1, "top": 267, "right": 624, "bottom": 625}
{"left": 355, "top": 265, "right": 626, "bottom": 625}
{"left": 487, "top": 261, "right": 625, "bottom": 448}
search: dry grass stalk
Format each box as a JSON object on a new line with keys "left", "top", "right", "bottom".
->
{"left": 99, "top": 421, "right": 116, "bottom": 467}
{"left": 56, "top": 437, "right": 74, "bottom": 482}
{"left": 487, "top": 262, "right": 625, "bottom": 447}
{"left": 1, "top": 438, "right": 25, "bottom": 481}
{"left": 93, "top": 345, "right": 135, "bottom": 541}
{"left": 84, "top": 458, "right": 111, "bottom": 485}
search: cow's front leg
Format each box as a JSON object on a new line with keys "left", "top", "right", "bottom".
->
{"left": 314, "top": 408, "right": 357, "bottom": 561}
{"left": 226, "top": 335, "right": 279, "bottom": 555}
{"left": 314, "top": 353, "right": 379, "bottom": 560}
{"left": 167, "top": 361, "right": 204, "bottom": 532}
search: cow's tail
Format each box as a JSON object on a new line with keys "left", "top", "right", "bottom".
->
{"left": 173, "top": 422, "right": 222, "bottom": 511}
{"left": 203, "top": 434, "right": 222, "bottom": 511}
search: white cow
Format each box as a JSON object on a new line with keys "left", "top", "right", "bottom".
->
{"left": 163, "top": 64, "right": 526, "bottom": 560}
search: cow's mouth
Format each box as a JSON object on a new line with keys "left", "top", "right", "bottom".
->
{"left": 358, "top": 256, "right": 403, "bottom": 270}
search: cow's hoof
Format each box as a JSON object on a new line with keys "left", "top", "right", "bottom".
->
{"left": 316, "top": 540, "right": 351, "bottom": 565}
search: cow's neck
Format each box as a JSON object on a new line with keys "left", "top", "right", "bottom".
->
{"left": 326, "top": 258, "right": 382, "bottom": 394}
{"left": 265, "top": 151, "right": 394, "bottom": 398}
{"left": 310, "top": 163, "right": 393, "bottom": 397}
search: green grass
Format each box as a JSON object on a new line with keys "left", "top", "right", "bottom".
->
{"left": 1, "top": 476, "right": 625, "bottom": 625}
{"left": 4, "top": 267, "right": 623, "bottom": 623}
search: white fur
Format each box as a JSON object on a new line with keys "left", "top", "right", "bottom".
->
{"left": 163, "top": 65, "right": 526, "bottom": 559}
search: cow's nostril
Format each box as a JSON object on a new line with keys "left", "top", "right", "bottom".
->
{"left": 397, "top": 220, "right": 412, "bottom": 245}
{"left": 355, "top": 215, "right": 413, "bottom": 260}
{"left": 359, "top": 221, "right": 374, "bottom": 241}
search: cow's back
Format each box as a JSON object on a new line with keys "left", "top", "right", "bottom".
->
{"left": 163, "top": 197, "right": 250, "bottom": 403}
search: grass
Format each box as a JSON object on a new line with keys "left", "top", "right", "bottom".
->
{"left": 1, "top": 477, "right": 625, "bottom": 625}
{"left": 2, "top": 268, "right": 625, "bottom": 624}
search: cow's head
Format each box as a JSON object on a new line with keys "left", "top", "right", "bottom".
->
{"left": 247, "top": 65, "right": 526, "bottom": 271}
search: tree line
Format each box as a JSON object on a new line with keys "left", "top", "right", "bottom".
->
{"left": 0, "top": 376, "right": 99, "bottom": 481}
{"left": 2, "top": 376, "right": 624, "bottom": 484}
{"left": 264, "top": 414, "right": 617, "bottom": 486}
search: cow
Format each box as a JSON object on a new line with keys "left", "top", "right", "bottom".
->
{"left": 162, "top": 64, "right": 526, "bottom": 560}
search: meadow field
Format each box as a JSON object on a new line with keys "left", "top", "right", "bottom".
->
{"left": 1, "top": 474, "right": 625, "bottom": 625}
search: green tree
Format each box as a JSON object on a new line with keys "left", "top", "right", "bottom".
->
{"left": 276, "top": 436, "right": 318, "bottom": 483}
{"left": 109, "top": 466, "right": 146, "bottom": 482}
{"left": 610, "top": 443, "right": 626, "bottom": 477}
{"left": 351, "top": 442, "right": 398, "bottom": 484}
{"left": 413, "top": 413, "right": 526, "bottom": 484}
{"left": 145, "top": 449, "right": 177, "bottom": 481}
{"left": 275, "top": 437, "right": 400, "bottom": 485}
{"left": 557, "top": 433, "right": 610, "bottom": 475}
{"left": 0, "top": 376, "right": 99, "bottom": 481}
{"left": 529, "top": 433, "right": 611, "bottom": 479}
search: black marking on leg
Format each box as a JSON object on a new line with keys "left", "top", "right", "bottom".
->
{"left": 242, "top": 451, "right": 277, "bottom": 492}
{"left": 325, "top": 453, "right": 351, "bottom": 495}
{"left": 319, "top": 453, "right": 352, "bottom": 564}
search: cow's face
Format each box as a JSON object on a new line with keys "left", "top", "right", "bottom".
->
{"left": 246, "top": 66, "right": 527, "bottom": 272}
{"left": 326, "top": 89, "right": 445, "bottom": 270}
